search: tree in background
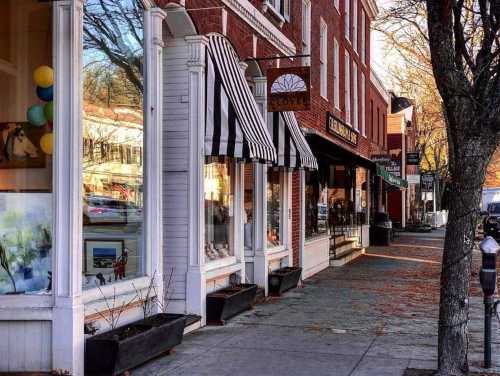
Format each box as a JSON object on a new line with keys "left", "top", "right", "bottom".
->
{"left": 376, "top": 1, "right": 449, "bottom": 211}
{"left": 380, "top": 0, "right": 500, "bottom": 374}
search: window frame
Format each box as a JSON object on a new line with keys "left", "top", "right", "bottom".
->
{"left": 344, "top": 51, "right": 351, "bottom": 125}
{"left": 344, "top": 0, "right": 350, "bottom": 42}
{"left": 361, "top": 72, "right": 366, "bottom": 137}
{"left": 320, "top": 18, "right": 328, "bottom": 100}
{"left": 361, "top": 10, "right": 366, "bottom": 65}
{"left": 334, "top": 38, "right": 340, "bottom": 110}
{"left": 302, "top": 0, "right": 311, "bottom": 66}
{"left": 352, "top": 0, "right": 358, "bottom": 53}
{"left": 266, "top": 168, "right": 285, "bottom": 250}
{"left": 353, "top": 61, "right": 358, "bottom": 131}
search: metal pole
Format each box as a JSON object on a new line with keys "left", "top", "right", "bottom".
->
{"left": 485, "top": 296, "right": 493, "bottom": 368}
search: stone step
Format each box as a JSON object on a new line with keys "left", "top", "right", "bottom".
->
{"left": 330, "top": 247, "right": 365, "bottom": 267}
{"left": 330, "top": 239, "right": 356, "bottom": 258}
{"left": 331, "top": 234, "right": 346, "bottom": 244}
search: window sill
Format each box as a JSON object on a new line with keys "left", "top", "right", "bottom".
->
{"left": 83, "top": 275, "right": 152, "bottom": 304}
{"left": 267, "top": 244, "right": 286, "bottom": 255}
{"left": 262, "top": 1, "right": 286, "bottom": 28}
{"left": 205, "top": 256, "right": 242, "bottom": 281}
{"left": 205, "top": 255, "right": 237, "bottom": 273}
{"left": 305, "top": 234, "right": 330, "bottom": 245}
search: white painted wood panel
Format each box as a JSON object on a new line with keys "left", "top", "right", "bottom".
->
{"left": 303, "top": 236, "right": 330, "bottom": 279}
{"left": 163, "top": 37, "right": 191, "bottom": 305}
{"left": 0, "top": 321, "right": 51, "bottom": 372}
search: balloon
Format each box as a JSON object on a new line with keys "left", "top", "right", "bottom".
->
{"left": 40, "top": 133, "right": 53, "bottom": 155}
{"left": 36, "top": 86, "right": 53, "bottom": 102}
{"left": 27, "top": 105, "right": 47, "bottom": 127}
{"left": 44, "top": 101, "right": 53, "bottom": 122}
{"left": 33, "top": 66, "right": 53, "bottom": 88}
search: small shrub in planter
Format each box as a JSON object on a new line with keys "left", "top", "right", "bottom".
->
{"left": 206, "top": 283, "right": 258, "bottom": 325}
{"left": 85, "top": 313, "right": 186, "bottom": 376}
{"left": 268, "top": 266, "right": 302, "bottom": 296}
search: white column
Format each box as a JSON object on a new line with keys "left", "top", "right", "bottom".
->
{"left": 185, "top": 35, "right": 208, "bottom": 323}
{"left": 299, "top": 169, "right": 306, "bottom": 270}
{"left": 252, "top": 77, "right": 269, "bottom": 294}
{"left": 144, "top": 7, "right": 166, "bottom": 301}
{"left": 52, "top": 1, "right": 84, "bottom": 374}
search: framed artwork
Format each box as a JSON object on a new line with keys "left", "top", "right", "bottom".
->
{"left": 84, "top": 239, "right": 124, "bottom": 275}
{"left": 0, "top": 122, "right": 47, "bottom": 169}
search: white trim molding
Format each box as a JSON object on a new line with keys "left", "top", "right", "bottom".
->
{"left": 222, "top": 0, "right": 296, "bottom": 56}
{"left": 361, "top": 0, "right": 379, "bottom": 20}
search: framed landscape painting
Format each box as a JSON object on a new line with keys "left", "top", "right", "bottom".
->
{"left": 84, "top": 239, "right": 124, "bottom": 275}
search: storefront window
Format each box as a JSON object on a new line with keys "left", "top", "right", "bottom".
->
{"left": 328, "top": 165, "right": 354, "bottom": 229}
{"left": 305, "top": 167, "right": 329, "bottom": 239}
{"left": 356, "top": 167, "right": 368, "bottom": 224}
{"left": 0, "top": 0, "right": 54, "bottom": 295}
{"left": 267, "top": 169, "right": 282, "bottom": 248}
{"left": 82, "top": 0, "right": 145, "bottom": 289}
{"left": 244, "top": 164, "right": 254, "bottom": 251}
{"left": 205, "top": 158, "right": 234, "bottom": 262}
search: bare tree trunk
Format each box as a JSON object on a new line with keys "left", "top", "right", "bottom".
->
{"left": 437, "top": 137, "right": 494, "bottom": 375}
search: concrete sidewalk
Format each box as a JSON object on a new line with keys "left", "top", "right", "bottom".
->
{"left": 133, "top": 232, "right": 500, "bottom": 376}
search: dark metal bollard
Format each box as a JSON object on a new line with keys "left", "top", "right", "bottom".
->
{"left": 479, "top": 236, "right": 500, "bottom": 368}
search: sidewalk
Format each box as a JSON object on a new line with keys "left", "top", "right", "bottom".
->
{"left": 133, "top": 231, "right": 500, "bottom": 376}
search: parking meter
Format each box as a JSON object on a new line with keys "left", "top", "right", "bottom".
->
{"left": 479, "top": 236, "right": 500, "bottom": 368}
{"left": 480, "top": 236, "right": 499, "bottom": 296}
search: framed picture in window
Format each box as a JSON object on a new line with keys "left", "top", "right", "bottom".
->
{"left": 0, "top": 122, "right": 47, "bottom": 169}
{"left": 84, "top": 239, "right": 124, "bottom": 275}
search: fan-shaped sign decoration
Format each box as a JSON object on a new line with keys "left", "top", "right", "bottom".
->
{"left": 267, "top": 66, "right": 311, "bottom": 112}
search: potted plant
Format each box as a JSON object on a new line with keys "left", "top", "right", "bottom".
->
{"left": 85, "top": 271, "right": 188, "bottom": 375}
{"left": 206, "top": 283, "right": 258, "bottom": 325}
{"left": 268, "top": 266, "right": 302, "bottom": 296}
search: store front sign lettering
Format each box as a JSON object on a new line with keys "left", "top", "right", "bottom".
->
{"left": 326, "top": 112, "right": 358, "bottom": 146}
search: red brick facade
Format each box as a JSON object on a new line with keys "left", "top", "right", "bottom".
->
{"left": 159, "top": 0, "right": 386, "bottom": 266}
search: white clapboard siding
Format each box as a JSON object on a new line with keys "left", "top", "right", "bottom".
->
{"left": 163, "top": 37, "right": 191, "bottom": 304}
{"left": 0, "top": 321, "right": 51, "bottom": 372}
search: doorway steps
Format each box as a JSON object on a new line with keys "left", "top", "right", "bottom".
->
{"left": 330, "top": 234, "right": 365, "bottom": 267}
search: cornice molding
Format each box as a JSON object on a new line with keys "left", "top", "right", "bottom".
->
{"left": 221, "top": 0, "right": 296, "bottom": 56}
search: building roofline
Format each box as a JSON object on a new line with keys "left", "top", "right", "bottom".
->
{"left": 370, "top": 68, "right": 390, "bottom": 104}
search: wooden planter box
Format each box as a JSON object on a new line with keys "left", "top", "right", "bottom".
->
{"left": 268, "top": 267, "right": 302, "bottom": 296}
{"left": 206, "top": 283, "right": 258, "bottom": 325}
{"left": 85, "top": 313, "right": 186, "bottom": 375}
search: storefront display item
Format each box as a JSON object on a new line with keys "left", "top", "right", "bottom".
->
{"left": 36, "top": 86, "right": 53, "bottom": 102}
{"left": 27, "top": 104, "right": 47, "bottom": 127}
{"left": 40, "top": 132, "right": 53, "bottom": 155}
{"left": 33, "top": 65, "right": 54, "bottom": 88}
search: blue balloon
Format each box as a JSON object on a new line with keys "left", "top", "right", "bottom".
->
{"left": 27, "top": 105, "right": 47, "bottom": 127}
{"left": 36, "top": 86, "right": 53, "bottom": 102}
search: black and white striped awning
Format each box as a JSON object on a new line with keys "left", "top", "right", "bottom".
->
{"left": 205, "top": 34, "right": 276, "bottom": 163}
{"left": 267, "top": 111, "right": 318, "bottom": 170}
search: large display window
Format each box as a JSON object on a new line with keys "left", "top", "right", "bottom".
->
{"left": 305, "top": 167, "right": 329, "bottom": 240}
{"left": 82, "top": 0, "right": 145, "bottom": 289}
{"left": 0, "top": 0, "right": 54, "bottom": 295}
{"left": 244, "top": 163, "right": 254, "bottom": 251}
{"left": 267, "top": 168, "right": 283, "bottom": 248}
{"left": 204, "top": 158, "right": 235, "bottom": 262}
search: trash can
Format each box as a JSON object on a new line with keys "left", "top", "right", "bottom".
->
{"left": 370, "top": 212, "right": 392, "bottom": 246}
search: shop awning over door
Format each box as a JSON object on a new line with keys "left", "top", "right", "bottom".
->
{"left": 205, "top": 34, "right": 277, "bottom": 163}
{"left": 267, "top": 111, "right": 318, "bottom": 170}
{"left": 376, "top": 164, "right": 408, "bottom": 189}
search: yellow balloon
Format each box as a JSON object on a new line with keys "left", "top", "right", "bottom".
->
{"left": 33, "top": 66, "right": 54, "bottom": 88}
{"left": 40, "top": 133, "right": 53, "bottom": 155}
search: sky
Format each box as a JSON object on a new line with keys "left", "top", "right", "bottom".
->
{"left": 371, "top": 0, "right": 397, "bottom": 89}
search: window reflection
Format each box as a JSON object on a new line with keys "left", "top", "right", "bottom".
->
{"left": 244, "top": 164, "right": 254, "bottom": 251}
{"left": 82, "top": 0, "right": 145, "bottom": 289}
{"left": 204, "top": 158, "right": 234, "bottom": 262}
{"left": 267, "top": 169, "right": 282, "bottom": 248}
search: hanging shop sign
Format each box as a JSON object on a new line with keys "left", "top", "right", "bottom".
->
{"left": 267, "top": 66, "right": 311, "bottom": 112}
{"left": 371, "top": 154, "right": 391, "bottom": 166}
{"left": 421, "top": 173, "right": 434, "bottom": 192}
{"left": 326, "top": 112, "right": 358, "bottom": 146}
{"left": 406, "top": 152, "right": 420, "bottom": 165}
{"left": 386, "top": 159, "right": 401, "bottom": 177}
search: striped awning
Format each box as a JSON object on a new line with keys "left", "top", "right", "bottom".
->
{"left": 205, "top": 34, "right": 276, "bottom": 163}
{"left": 267, "top": 111, "right": 318, "bottom": 170}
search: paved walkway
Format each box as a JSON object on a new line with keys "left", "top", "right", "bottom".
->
{"left": 134, "top": 230, "right": 500, "bottom": 375}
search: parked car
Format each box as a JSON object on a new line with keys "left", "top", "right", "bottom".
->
{"left": 83, "top": 195, "right": 142, "bottom": 225}
{"left": 483, "top": 202, "right": 500, "bottom": 238}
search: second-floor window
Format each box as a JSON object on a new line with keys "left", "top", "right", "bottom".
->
{"left": 353, "top": 62, "right": 358, "bottom": 130}
{"left": 353, "top": 0, "right": 358, "bottom": 52}
{"left": 361, "top": 10, "right": 366, "bottom": 64}
{"left": 302, "top": 0, "right": 311, "bottom": 66}
{"left": 345, "top": 0, "right": 350, "bottom": 41}
{"left": 320, "top": 18, "right": 328, "bottom": 99}
{"left": 345, "top": 52, "right": 351, "bottom": 124}
{"left": 334, "top": 38, "right": 340, "bottom": 109}
{"left": 268, "top": 0, "right": 290, "bottom": 21}
{"left": 361, "top": 73, "right": 366, "bottom": 136}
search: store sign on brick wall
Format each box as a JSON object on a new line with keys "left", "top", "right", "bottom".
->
{"left": 326, "top": 112, "right": 358, "bottom": 146}
{"left": 267, "top": 67, "right": 311, "bottom": 112}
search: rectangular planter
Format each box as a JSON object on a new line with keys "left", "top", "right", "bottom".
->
{"left": 268, "top": 266, "right": 302, "bottom": 296}
{"left": 206, "top": 283, "right": 258, "bottom": 325}
{"left": 85, "top": 313, "right": 186, "bottom": 375}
